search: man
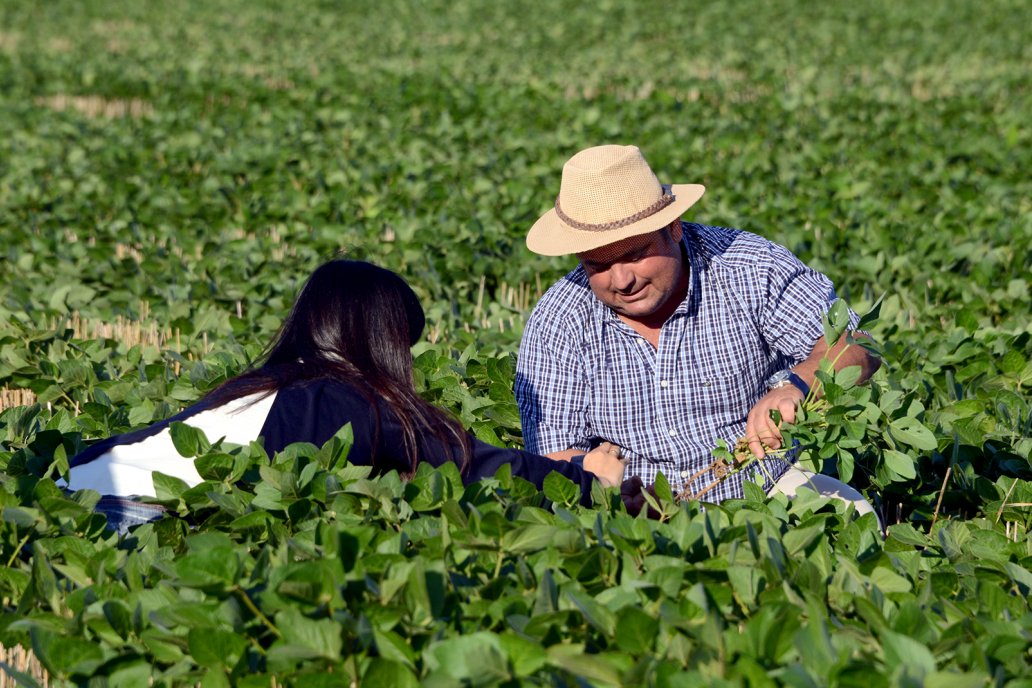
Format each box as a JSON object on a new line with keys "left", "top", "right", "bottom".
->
{"left": 515, "top": 144, "right": 880, "bottom": 509}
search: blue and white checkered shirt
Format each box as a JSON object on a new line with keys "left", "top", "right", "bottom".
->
{"left": 515, "top": 223, "right": 859, "bottom": 503}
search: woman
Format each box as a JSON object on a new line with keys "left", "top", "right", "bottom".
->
{"left": 66, "top": 260, "right": 627, "bottom": 532}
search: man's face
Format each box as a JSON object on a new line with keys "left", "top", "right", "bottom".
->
{"left": 577, "top": 222, "right": 686, "bottom": 322}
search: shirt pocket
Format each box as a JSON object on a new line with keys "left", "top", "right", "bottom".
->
{"left": 587, "top": 335, "right": 656, "bottom": 440}
{"left": 688, "top": 332, "right": 768, "bottom": 421}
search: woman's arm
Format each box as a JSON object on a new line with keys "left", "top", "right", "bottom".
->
{"left": 460, "top": 437, "right": 623, "bottom": 506}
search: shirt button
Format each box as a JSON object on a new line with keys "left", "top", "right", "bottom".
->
{"left": 660, "top": 380, "right": 669, "bottom": 388}
{"left": 668, "top": 428, "right": 677, "bottom": 437}
{"left": 638, "top": 338, "right": 647, "bottom": 345}
{"left": 680, "top": 470, "right": 689, "bottom": 478}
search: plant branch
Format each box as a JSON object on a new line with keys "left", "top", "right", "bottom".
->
{"left": 994, "top": 479, "right": 1019, "bottom": 524}
{"left": 930, "top": 466, "right": 952, "bottom": 530}
{"left": 6, "top": 532, "right": 32, "bottom": 568}
{"left": 233, "top": 585, "right": 282, "bottom": 639}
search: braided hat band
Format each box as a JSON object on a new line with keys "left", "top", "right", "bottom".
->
{"left": 554, "top": 193, "right": 676, "bottom": 232}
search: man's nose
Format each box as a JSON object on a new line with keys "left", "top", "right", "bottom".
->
{"left": 609, "top": 263, "right": 635, "bottom": 291}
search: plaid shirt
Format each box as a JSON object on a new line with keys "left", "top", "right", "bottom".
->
{"left": 515, "top": 223, "right": 859, "bottom": 502}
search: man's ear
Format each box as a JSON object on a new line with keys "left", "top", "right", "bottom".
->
{"left": 668, "top": 219, "right": 683, "bottom": 242}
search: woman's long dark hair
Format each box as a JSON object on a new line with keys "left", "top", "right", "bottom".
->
{"left": 206, "top": 259, "right": 470, "bottom": 477}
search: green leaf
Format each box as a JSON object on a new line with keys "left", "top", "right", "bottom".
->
{"left": 837, "top": 452, "right": 855, "bottom": 484}
{"left": 923, "top": 672, "right": 990, "bottom": 688}
{"left": 173, "top": 545, "right": 241, "bottom": 589}
{"left": 169, "top": 421, "right": 211, "bottom": 458}
{"left": 869, "top": 566, "right": 912, "bottom": 594}
{"left": 195, "top": 452, "right": 235, "bottom": 481}
{"left": 30, "top": 628, "right": 105, "bottom": 678}
{"left": 882, "top": 449, "right": 917, "bottom": 480}
{"left": 783, "top": 522, "right": 825, "bottom": 556}
{"left": 316, "top": 422, "right": 353, "bottom": 471}
{"left": 272, "top": 608, "right": 343, "bottom": 661}
{"left": 152, "top": 472, "right": 192, "bottom": 500}
{"left": 502, "top": 524, "right": 581, "bottom": 553}
{"left": 371, "top": 627, "right": 416, "bottom": 668}
{"left": 48, "top": 443, "right": 69, "bottom": 481}
{"left": 128, "top": 398, "right": 156, "bottom": 427}
{"left": 5, "top": 506, "right": 41, "bottom": 529}
{"left": 362, "top": 659, "right": 419, "bottom": 688}
{"left": 999, "top": 349, "right": 1027, "bottom": 376}
{"left": 823, "top": 300, "right": 850, "bottom": 346}
{"left": 188, "top": 627, "right": 248, "bottom": 669}
{"left": 653, "top": 470, "right": 674, "bottom": 502}
{"left": 955, "top": 308, "right": 980, "bottom": 333}
{"left": 498, "top": 632, "right": 548, "bottom": 676}
{"left": 1004, "top": 561, "right": 1032, "bottom": 596}
{"left": 425, "top": 632, "right": 508, "bottom": 683}
{"left": 833, "top": 364, "right": 862, "bottom": 389}
{"left": 547, "top": 643, "right": 622, "bottom": 685}
{"left": 886, "top": 523, "right": 929, "bottom": 548}
{"left": 103, "top": 600, "right": 134, "bottom": 640}
{"left": 614, "top": 606, "right": 659, "bottom": 654}
{"left": 565, "top": 588, "right": 616, "bottom": 635}
{"left": 200, "top": 671, "right": 232, "bottom": 688}
{"left": 140, "top": 629, "right": 186, "bottom": 664}
{"left": 856, "top": 295, "right": 883, "bottom": 330}
{"left": 542, "top": 471, "right": 579, "bottom": 509}
{"left": 31, "top": 547, "right": 60, "bottom": 611}
{"left": 936, "top": 399, "right": 984, "bottom": 424}
{"left": 880, "top": 630, "right": 935, "bottom": 676}
{"left": 888, "top": 417, "right": 937, "bottom": 451}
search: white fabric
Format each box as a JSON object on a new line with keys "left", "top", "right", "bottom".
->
{"left": 66, "top": 392, "right": 277, "bottom": 497}
{"left": 769, "top": 466, "right": 879, "bottom": 522}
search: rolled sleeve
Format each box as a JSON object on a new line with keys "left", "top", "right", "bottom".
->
{"left": 761, "top": 242, "right": 860, "bottom": 361}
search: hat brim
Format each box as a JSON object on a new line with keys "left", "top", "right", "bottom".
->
{"left": 526, "top": 184, "right": 705, "bottom": 256}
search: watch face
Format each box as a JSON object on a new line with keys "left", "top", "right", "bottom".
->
{"left": 766, "top": 370, "right": 791, "bottom": 388}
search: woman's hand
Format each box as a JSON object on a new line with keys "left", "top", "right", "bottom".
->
{"left": 583, "top": 441, "right": 628, "bottom": 487}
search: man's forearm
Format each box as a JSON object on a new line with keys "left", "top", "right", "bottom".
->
{"left": 544, "top": 448, "right": 585, "bottom": 462}
{"left": 745, "top": 333, "right": 880, "bottom": 457}
{"left": 792, "top": 333, "right": 881, "bottom": 393}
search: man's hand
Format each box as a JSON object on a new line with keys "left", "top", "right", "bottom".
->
{"left": 582, "top": 441, "right": 628, "bottom": 487}
{"left": 745, "top": 386, "right": 805, "bottom": 459}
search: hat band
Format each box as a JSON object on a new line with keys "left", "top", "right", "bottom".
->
{"left": 554, "top": 192, "right": 675, "bottom": 232}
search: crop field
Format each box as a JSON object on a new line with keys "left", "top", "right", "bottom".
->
{"left": 0, "top": 0, "right": 1030, "bottom": 685}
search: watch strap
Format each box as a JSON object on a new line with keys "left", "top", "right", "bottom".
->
{"left": 786, "top": 371, "right": 811, "bottom": 398}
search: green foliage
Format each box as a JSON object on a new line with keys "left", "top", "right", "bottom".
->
{"left": 0, "top": 0, "right": 1030, "bottom": 684}
{"left": 2, "top": 429, "right": 1030, "bottom": 686}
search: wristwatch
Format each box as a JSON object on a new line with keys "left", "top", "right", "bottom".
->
{"left": 765, "top": 369, "right": 811, "bottom": 398}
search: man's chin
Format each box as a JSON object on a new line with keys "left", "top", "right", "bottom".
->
{"left": 612, "top": 300, "right": 659, "bottom": 319}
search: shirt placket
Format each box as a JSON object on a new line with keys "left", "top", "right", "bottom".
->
{"left": 615, "top": 323, "right": 665, "bottom": 484}
{"left": 600, "top": 313, "right": 656, "bottom": 452}
{"left": 656, "top": 311, "right": 694, "bottom": 488}
{"left": 663, "top": 241, "right": 703, "bottom": 488}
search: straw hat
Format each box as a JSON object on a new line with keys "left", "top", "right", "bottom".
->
{"left": 526, "top": 145, "right": 705, "bottom": 256}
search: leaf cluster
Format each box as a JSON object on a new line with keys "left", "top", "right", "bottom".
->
{"left": 2, "top": 427, "right": 1031, "bottom": 686}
